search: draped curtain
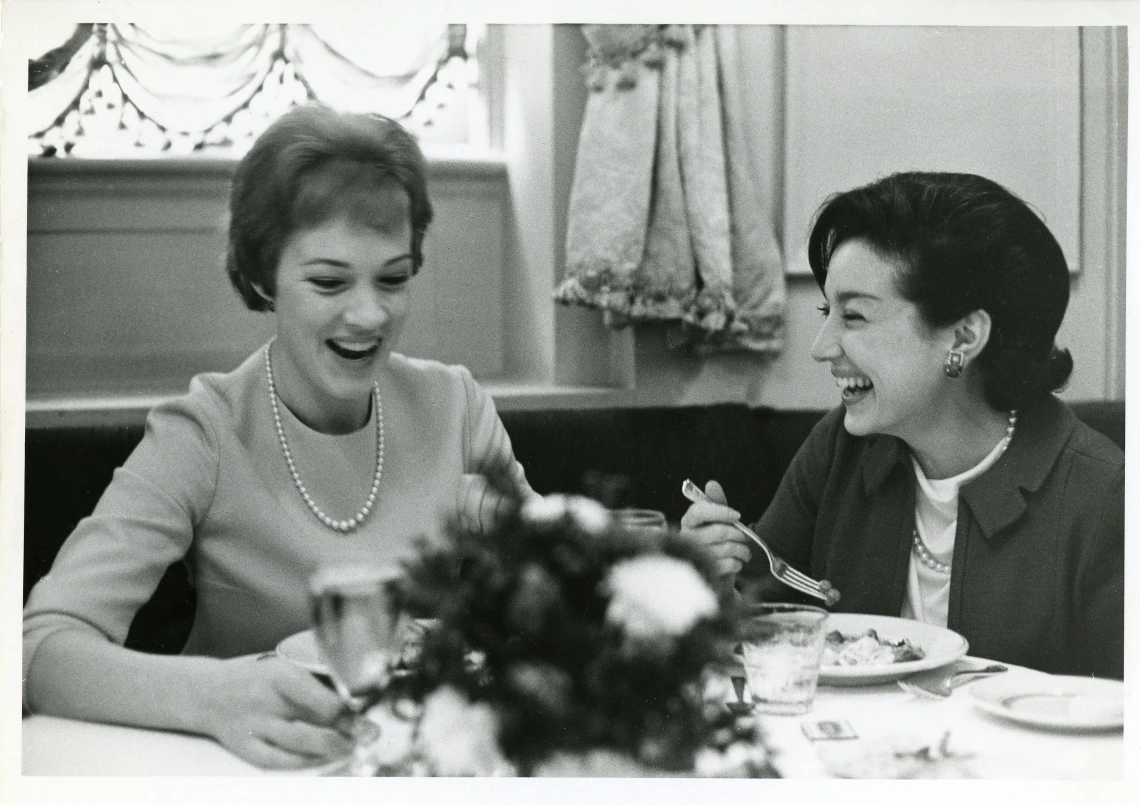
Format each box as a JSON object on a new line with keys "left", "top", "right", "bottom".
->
{"left": 28, "top": 22, "right": 466, "bottom": 157}
{"left": 554, "top": 25, "right": 785, "bottom": 354}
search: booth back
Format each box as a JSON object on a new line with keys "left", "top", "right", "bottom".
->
{"left": 23, "top": 400, "right": 1124, "bottom": 653}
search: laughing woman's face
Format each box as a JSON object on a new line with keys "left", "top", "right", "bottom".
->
{"left": 268, "top": 194, "right": 414, "bottom": 434}
{"left": 809, "top": 239, "right": 952, "bottom": 442}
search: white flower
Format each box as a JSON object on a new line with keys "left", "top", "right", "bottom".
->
{"left": 694, "top": 741, "right": 769, "bottom": 778}
{"left": 604, "top": 555, "right": 719, "bottom": 640}
{"left": 533, "top": 748, "right": 663, "bottom": 777}
{"left": 701, "top": 671, "right": 735, "bottom": 705}
{"left": 521, "top": 494, "right": 569, "bottom": 524}
{"left": 418, "top": 686, "right": 514, "bottom": 777}
{"left": 521, "top": 493, "right": 610, "bottom": 535}
{"left": 355, "top": 703, "right": 417, "bottom": 771}
{"left": 566, "top": 496, "right": 611, "bottom": 534}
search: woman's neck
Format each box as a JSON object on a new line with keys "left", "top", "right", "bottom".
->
{"left": 906, "top": 404, "right": 1013, "bottom": 481}
{"left": 286, "top": 393, "right": 372, "bottom": 436}
{"left": 268, "top": 345, "right": 373, "bottom": 435}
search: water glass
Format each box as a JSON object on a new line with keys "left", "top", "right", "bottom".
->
{"left": 612, "top": 508, "right": 668, "bottom": 533}
{"left": 739, "top": 603, "right": 829, "bottom": 715}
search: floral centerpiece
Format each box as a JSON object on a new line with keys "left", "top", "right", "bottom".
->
{"left": 355, "top": 493, "right": 777, "bottom": 778}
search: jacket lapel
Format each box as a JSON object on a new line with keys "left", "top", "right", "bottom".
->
{"left": 959, "top": 397, "right": 1074, "bottom": 540}
{"left": 857, "top": 434, "right": 915, "bottom": 616}
{"left": 847, "top": 398, "right": 1074, "bottom": 621}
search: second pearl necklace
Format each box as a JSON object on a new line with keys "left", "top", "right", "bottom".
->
{"left": 911, "top": 408, "right": 1018, "bottom": 575}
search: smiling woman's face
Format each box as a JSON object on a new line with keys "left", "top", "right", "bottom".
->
{"left": 809, "top": 239, "right": 952, "bottom": 441}
{"left": 267, "top": 188, "right": 414, "bottom": 433}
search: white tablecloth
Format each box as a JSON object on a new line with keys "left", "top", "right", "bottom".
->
{"left": 761, "top": 665, "right": 1122, "bottom": 779}
{"left": 21, "top": 664, "right": 1121, "bottom": 779}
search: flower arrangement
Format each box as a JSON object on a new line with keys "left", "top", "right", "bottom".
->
{"left": 355, "top": 493, "right": 776, "bottom": 778}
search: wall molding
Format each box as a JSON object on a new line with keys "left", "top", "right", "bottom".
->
{"left": 1079, "top": 26, "right": 1128, "bottom": 400}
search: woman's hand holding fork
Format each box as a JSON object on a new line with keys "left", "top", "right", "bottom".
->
{"left": 679, "top": 480, "right": 753, "bottom": 582}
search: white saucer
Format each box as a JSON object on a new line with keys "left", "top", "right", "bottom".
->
{"left": 276, "top": 629, "right": 329, "bottom": 676}
{"left": 276, "top": 618, "right": 438, "bottom": 678}
{"left": 969, "top": 674, "right": 1124, "bottom": 731}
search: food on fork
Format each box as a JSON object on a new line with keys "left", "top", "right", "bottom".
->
{"left": 822, "top": 629, "right": 925, "bottom": 667}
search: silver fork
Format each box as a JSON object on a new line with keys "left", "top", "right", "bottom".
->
{"left": 897, "top": 664, "right": 1008, "bottom": 699}
{"left": 681, "top": 479, "right": 840, "bottom": 605}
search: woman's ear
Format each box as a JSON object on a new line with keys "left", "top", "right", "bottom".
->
{"left": 951, "top": 309, "right": 992, "bottom": 361}
{"left": 251, "top": 283, "right": 275, "bottom": 311}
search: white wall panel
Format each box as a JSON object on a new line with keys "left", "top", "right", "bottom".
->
{"left": 26, "top": 161, "right": 508, "bottom": 400}
{"left": 23, "top": 25, "right": 1125, "bottom": 418}
{"left": 783, "top": 26, "right": 1082, "bottom": 275}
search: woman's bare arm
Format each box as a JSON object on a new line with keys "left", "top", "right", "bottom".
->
{"left": 26, "top": 629, "right": 351, "bottom": 769}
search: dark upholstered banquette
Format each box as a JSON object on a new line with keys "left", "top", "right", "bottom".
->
{"left": 24, "top": 400, "right": 1124, "bottom": 654}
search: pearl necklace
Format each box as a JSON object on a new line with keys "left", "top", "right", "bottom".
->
{"left": 911, "top": 409, "right": 1018, "bottom": 575}
{"left": 264, "top": 343, "right": 384, "bottom": 532}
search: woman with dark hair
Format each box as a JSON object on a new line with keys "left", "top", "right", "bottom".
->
{"left": 23, "top": 104, "right": 531, "bottom": 767}
{"left": 683, "top": 172, "right": 1123, "bottom": 679}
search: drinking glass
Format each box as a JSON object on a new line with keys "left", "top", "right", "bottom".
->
{"left": 738, "top": 603, "right": 829, "bottom": 715}
{"left": 309, "top": 564, "right": 403, "bottom": 757}
{"left": 612, "top": 508, "right": 668, "bottom": 533}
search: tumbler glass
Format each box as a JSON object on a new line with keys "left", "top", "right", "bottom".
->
{"left": 612, "top": 508, "right": 668, "bottom": 533}
{"left": 739, "top": 603, "right": 829, "bottom": 715}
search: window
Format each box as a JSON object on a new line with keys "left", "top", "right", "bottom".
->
{"left": 28, "top": 21, "right": 486, "bottom": 158}
{"left": 24, "top": 22, "right": 523, "bottom": 413}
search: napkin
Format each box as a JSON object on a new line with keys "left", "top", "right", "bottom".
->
{"left": 816, "top": 731, "right": 978, "bottom": 779}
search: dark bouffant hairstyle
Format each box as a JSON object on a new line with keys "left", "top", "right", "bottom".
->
{"left": 807, "top": 172, "right": 1073, "bottom": 411}
{"left": 226, "top": 103, "right": 434, "bottom": 311}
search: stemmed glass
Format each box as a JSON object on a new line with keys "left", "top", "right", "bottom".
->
{"left": 309, "top": 564, "right": 403, "bottom": 770}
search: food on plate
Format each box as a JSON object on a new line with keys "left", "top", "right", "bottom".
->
{"left": 822, "top": 628, "right": 925, "bottom": 667}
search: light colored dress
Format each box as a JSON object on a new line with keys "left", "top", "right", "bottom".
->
{"left": 23, "top": 346, "right": 528, "bottom": 690}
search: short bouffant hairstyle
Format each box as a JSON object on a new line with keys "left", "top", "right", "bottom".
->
{"left": 225, "top": 103, "right": 434, "bottom": 311}
{"left": 807, "top": 172, "right": 1073, "bottom": 411}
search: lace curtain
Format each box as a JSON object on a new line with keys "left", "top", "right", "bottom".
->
{"left": 28, "top": 22, "right": 472, "bottom": 157}
{"left": 554, "top": 25, "right": 785, "bottom": 354}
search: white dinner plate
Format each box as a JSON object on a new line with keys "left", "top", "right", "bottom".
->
{"left": 969, "top": 674, "right": 1124, "bottom": 731}
{"left": 817, "top": 613, "right": 969, "bottom": 686}
{"left": 276, "top": 618, "right": 438, "bottom": 678}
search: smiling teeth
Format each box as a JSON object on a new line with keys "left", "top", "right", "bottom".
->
{"left": 835, "top": 376, "right": 872, "bottom": 390}
{"left": 329, "top": 340, "right": 379, "bottom": 359}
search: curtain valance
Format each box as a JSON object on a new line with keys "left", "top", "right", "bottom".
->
{"left": 29, "top": 23, "right": 465, "bottom": 157}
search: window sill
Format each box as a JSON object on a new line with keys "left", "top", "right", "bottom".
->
{"left": 27, "top": 146, "right": 507, "bottom": 181}
{"left": 23, "top": 382, "right": 634, "bottom": 429}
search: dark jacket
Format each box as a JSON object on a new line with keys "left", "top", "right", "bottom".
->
{"left": 753, "top": 396, "right": 1124, "bottom": 678}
